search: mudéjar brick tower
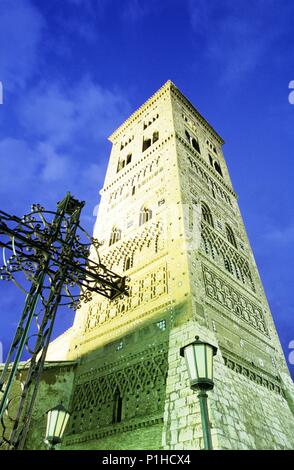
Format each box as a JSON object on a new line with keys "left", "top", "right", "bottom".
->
{"left": 41, "top": 80, "right": 294, "bottom": 450}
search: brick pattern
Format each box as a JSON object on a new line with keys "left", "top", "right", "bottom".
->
{"left": 85, "top": 263, "right": 168, "bottom": 331}
{"left": 202, "top": 264, "right": 268, "bottom": 335}
{"left": 201, "top": 224, "right": 256, "bottom": 292}
{"left": 68, "top": 345, "right": 168, "bottom": 437}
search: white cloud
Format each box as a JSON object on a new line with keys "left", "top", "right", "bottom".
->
{"left": 20, "top": 84, "right": 76, "bottom": 146}
{"left": 82, "top": 163, "right": 103, "bottom": 184}
{"left": 0, "top": 138, "right": 40, "bottom": 189}
{"left": 0, "top": 75, "right": 131, "bottom": 222}
{"left": 0, "top": 136, "right": 93, "bottom": 216}
{"left": 0, "top": 138, "right": 74, "bottom": 198}
{"left": 264, "top": 225, "right": 294, "bottom": 245}
{"left": 19, "top": 76, "right": 130, "bottom": 147}
{"left": 37, "top": 142, "right": 73, "bottom": 182}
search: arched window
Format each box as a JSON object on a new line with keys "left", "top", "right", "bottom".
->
{"left": 214, "top": 161, "right": 223, "bottom": 176}
{"left": 185, "top": 130, "right": 190, "bottom": 142}
{"left": 125, "top": 255, "right": 133, "bottom": 271}
{"left": 142, "top": 137, "right": 152, "bottom": 152}
{"left": 139, "top": 207, "right": 152, "bottom": 226}
{"left": 109, "top": 227, "right": 121, "bottom": 246}
{"left": 201, "top": 202, "right": 214, "bottom": 227}
{"left": 152, "top": 131, "right": 159, "bottom": 143}
{"left": 185, "top": 130, "right": 201, "bottom": 153}
{"left": 191, "top": 137, "right": 201, "bottom": 153}
{"left": 117, "top": 159, "right": 125, "bottom": 173}
{"left": 225, "top": 224, "right": 237, "bottom": 248}
{"left": 112, "top": 387, "right": 123, "bottom": 424}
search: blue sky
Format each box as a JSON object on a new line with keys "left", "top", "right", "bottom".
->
{"left": 0, "top": 0, "right": 293, "bottom": 377}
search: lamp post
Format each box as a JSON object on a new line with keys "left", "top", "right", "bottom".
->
{"left": 44, "top": 403, "right": 70, "bottom": 450}
{"left": 180, "top": 336, "right": 217, "bottom": 450}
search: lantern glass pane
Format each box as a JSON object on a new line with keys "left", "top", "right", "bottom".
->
{"left": 195, "top": 343, "right": 206, "bottom": 379}
{"left": 60, "top": 412, "right": 70, "bottom": 438}
{"left": 45, "top": 412, "right": 51, "bottom": 439}
{"left": 46, "top": 409, "right": 58, "bottom": 438}
{"left": 205, "top": 345, "right": 213, "bottom": 380}
{"left": 184, "top": 344, "right": 198, "bottom": 381}
{"left": 55, "top": 410, "right": 67, "bottom": 438}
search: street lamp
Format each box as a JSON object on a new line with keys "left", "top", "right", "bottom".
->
{"left": 44, "top": 403, "right": 70, "bottom": 450}
{"left": 180, "top": 336, "right": 217, "bottom": 450}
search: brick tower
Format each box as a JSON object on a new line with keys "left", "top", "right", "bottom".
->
{"left": 45, "top": 80, "right": 294, "bottom": 450}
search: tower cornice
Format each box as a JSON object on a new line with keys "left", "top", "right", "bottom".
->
{"left": 170, "top": 84, "right": 225, "bottom": 145}
{"left": 108, "top": 80, "right": 173, "bottom": 142}
{"left": 108, "top": 80, "right": 225, "bottom": 146}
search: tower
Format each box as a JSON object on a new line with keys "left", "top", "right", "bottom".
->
{"left": 46, "top": 80, "right": 294, "bottom": 450}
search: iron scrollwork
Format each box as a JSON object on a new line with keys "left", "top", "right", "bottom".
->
{"left": 0, "top": 192, "right": 128, "bottom": 449}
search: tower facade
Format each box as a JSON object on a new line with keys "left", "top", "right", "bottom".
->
{"left": 46, "top": 81, "right": 294, "bottom": 450}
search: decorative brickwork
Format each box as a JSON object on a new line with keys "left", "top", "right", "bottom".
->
{"left": 201, "top": 223, "right": 256, "bottom": 292}
{"left": 101, "top": 221, "right": 165, "bottom": 271}
{"left": 108, "top": 154, "right": 163, "bottom": 205}
{"left": 85, "top": 263, "right": 168, "bottom": 331}
{"left": 187, "top": 158, "right": 233, "bottom": 206}
{"left": 222, "top": 353, "right": 282, "bottom": 394}
{"left": 67, "top": 344, "right": 168, "bottom": 438}
{"left": 202, "top": 264, "right": 267, "bottom": 335}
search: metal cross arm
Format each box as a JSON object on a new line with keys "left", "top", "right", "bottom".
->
{"left": 0, "top": 208, "right": 128, "bottom": 301}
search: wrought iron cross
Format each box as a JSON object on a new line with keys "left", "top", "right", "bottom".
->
{"left": 0, "top": 193, "right": 127, "bottom": 449}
